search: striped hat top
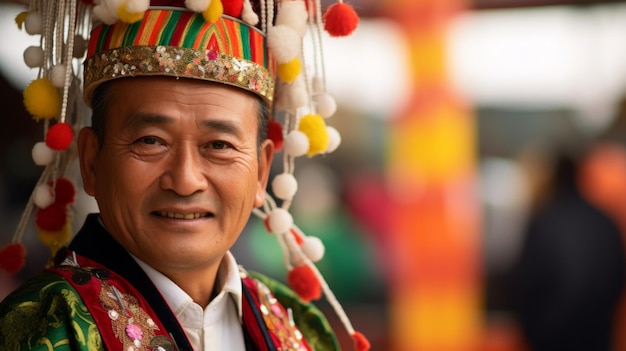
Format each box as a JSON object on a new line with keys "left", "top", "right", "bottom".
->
{"left": 84, "top": 1, "right": 275, "bottom": 104}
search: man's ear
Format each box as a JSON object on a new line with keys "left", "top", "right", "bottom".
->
{"left": 77, "top": 127, "right": 99, "bottom": 196}
{"left": 255, "top": 139, "right": 275, "bottom": 208}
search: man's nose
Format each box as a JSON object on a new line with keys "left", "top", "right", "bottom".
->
{"left": 160, "top": 145, "right": 208, "bottom": 196}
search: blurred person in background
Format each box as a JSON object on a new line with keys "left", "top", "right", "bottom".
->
{"left": 516, "top": 107, "right": 626, "bottom": 351}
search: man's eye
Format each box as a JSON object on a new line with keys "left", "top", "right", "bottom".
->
{"left": 211, "top": 141, "right": 230, "bottom": 149}
{"left": 139, "top": 136, "right": 159, "bottom": 145}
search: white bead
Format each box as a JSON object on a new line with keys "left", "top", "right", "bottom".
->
{"left": 272, "top": 173, "right": 298, "bottom": 200}
{"left": 325, "top": 126, "right": 341, "bottom": 154}
{"left": 33, "top": 184, "right": 54, "bottom": 209}
{"left": 284, "top": 131, "right": 309, "bottom": 157}
{"left": 24, "top": 12, "right": 43, "bottom": 35}
{"left": 268, "top": 208, "right": 293, "bottom": 235}
{"left": 301, "top": 236, "right": 325, "bottom": 262}
{"left": 49, "top": 65, "right": 67, "bottom": 88}
{"left": 32, "top": 141, "right": 55, "bottom": 166}
{"left": 23, "top": 46, "right": 44, "bottom": 68}
{"left": 314, "top": 93, "right": 337, "bottom": 118}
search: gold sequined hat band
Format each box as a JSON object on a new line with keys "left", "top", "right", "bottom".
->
{"left": 83, "top": 10, "right": 275, "bottom": 105}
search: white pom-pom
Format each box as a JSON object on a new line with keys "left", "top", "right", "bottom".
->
{"left": 73, "top": 36, "right": 88, "bottom": 58}
{"left": 126, "top": 0, "right": 150, "bottom": 12}
{"left": 284, "top": 130, "right": 309, "bottom": 157}
{"left": 49, "top": 65, "right": 67, "bottom": 88}
{"left": 287, "top": 77, "right": 308, "bottom": 109}
{"left": 272, "top": 173, "right": 298, "bottom": 200}
{"left": 268, "top": 208, "right": 293, "bottom": 234}
{"left": 32, "top": 141, "right": 56, "bottom": 166}
{"left": 325, "top": 126, "right": 341, "bottom": 154}
{"left": 185, "top": 0, "right": 211, "bottom": 12}
{"left": 301, "top": 236, "right": 325, "bottom": 262}
{"left": 267, "top": 25, "right": 301, "bottom": 63}
{"left": 93, "top": 3, "right": 119, "bottom": 24}
{"left": 312, "top": 76, "right": 325, "bottom": 93}
{"left": 23, "top": 46, "right": 44, "bottom": 68}
{"left": 274, "top": 78, "right": 307, "bottom": 111}
{"left": 241, "top": 0, "right": 259, "bottom": 25}
{"left": 24, "top": 12, "right": 43, "bottom": 35}
{"left": 314, "top": 93, "right": 337, "bottom": 118}
{"left": 33, "top": 184, "right": 54, "bottom": 209}
{"left": 275, "top": 0, "right": 308, "bottom": 37}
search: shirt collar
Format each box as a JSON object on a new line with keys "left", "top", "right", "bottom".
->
{"left": 132, "top": 251, "right": 243, "bottom": 322}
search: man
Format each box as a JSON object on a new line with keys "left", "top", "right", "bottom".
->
{"left": 0, "top": 1, "right": 367, "bottom": 350}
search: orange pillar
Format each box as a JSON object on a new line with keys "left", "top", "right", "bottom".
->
{"left": 383, "top": 1, "right": 481, "bottom": 350}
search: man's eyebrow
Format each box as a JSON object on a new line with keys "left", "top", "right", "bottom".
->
{"left": 125, "top": 113, "right": 243, "bottom": 137}
{"left": 198, "top": 119, "right": 244, "bottom": 137}
{"left": 126, "top": 113, "right": 173, "bottom": 130}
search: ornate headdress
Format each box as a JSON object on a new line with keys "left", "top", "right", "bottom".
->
{"left": 0, "top": 0, "right": 368, "bottom": 349}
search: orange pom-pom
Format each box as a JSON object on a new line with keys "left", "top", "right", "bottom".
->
{"left": 0, "top": 243, "right": 26, "bottom": 274}
{"left": 323, "top": 2, "right": 359, "bottom": 37}
{"left": 267, "top": 120, "right": 283, "bottom": 151}
{"left": 352, "top": 331, "right": 370, "bottom": 351}
{"left": 48, "top": 177, "right": 76, "bottom": 205}
{"left": 287, "top": 264, "right": 321, "bottom": 302}
{"left": 36, "top": 203, "right": 67, "bottom": 232}
{"left": 46, "top": 123, "right": 74, "bottom": 151}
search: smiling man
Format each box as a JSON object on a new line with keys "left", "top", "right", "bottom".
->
{"left": 0, "top": 0, "right": 368, "bottom": 350}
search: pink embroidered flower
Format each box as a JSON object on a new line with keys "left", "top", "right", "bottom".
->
{"left": 207, "top": 50, "right": 218, "bottom": 61}
{"left": 126, "top": 323, "right": 143, "bottom": 341}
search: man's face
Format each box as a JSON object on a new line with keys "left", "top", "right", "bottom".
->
{"left": 78, "top": 77, "right": 273, "bottom": 273}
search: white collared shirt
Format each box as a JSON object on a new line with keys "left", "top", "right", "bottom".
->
{"left": 133, "top": 252, "right": 245, "bottom": 351}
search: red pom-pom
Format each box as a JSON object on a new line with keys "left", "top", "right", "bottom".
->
{"left": 323, "top": 2, "right": 359, "bottom": 37}
{"left": 352, "top": 331, "right": 370, "bottom": 351}
{"left": 35, "top": 203, "right": 67, "bottom": 231}
{"left": 46, "top": 122, "right": 74, "bottom": 151}
{"left": 222, "top": 0, "right": 244, "bottom": 17}
{"left": 267, "top": 120, "right": 284, "bottom": 151}
{"left": 0, "top": 243, "right": 26, "bottom": 274}
{"left": 287, "top": 265, "right": 321, "bottom": 302}
{"left": 48, "top": 177, "right": 76, "bottom": 205}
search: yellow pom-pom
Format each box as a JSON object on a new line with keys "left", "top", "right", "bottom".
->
{"left": 37, "top": 217, "right": 72, "bottom": 258}
{"left": 117, "top": 3, "right": 145, "bottom": 23}
{"left": 277, "top": 57, "right": 302, "bottom": 83}
{"left": 298, "top": 114, "right": 329, "bottom": 157}
{"left": 24, "top": 78, "right": 61, "bottom": 120}
{"left": 15, "top": 11, "right": 27, "bottom": 30}
{"left": 203, "top": 0, "right": 223, "bottom": 23}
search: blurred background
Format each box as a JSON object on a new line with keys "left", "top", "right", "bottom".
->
{"left": 4, "top": 0, "right": 626, "bottom": 350}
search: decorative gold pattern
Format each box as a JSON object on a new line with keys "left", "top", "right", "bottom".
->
{"left": 255, "top": 280, "right": 308, "bottom": 351}
{"left": 84, "top": 45, "right": 275, "bottom": 104}
{"left": 99, "top": 281, "right": 162, "bottom": 351}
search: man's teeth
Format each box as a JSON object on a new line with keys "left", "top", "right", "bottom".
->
{"left": 158, "top": 211, "right": 207, "bottom": 219}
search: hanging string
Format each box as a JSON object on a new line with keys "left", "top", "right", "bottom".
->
{"left": 59, "top": 0, "right": 78, "bottom": 124}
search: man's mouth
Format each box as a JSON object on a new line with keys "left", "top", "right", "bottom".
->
{"left": 154, "top": 211, "right": 212, "bottom": 219}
